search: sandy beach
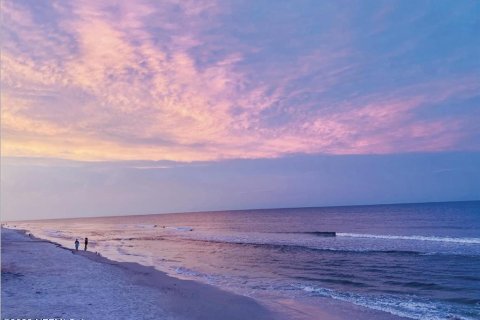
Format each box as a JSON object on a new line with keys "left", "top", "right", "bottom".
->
{"left": 1, "top": 226, "right": 411, "bottom": 320}
{"left": 1, "top": 228, "right": 278, "bottom": 320}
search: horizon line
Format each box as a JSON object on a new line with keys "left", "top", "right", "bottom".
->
{"left": 3, "top": 199, "right": 479, "bottom": 223}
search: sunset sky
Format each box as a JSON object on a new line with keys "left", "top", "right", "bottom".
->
{"left": 1, "top": 0, "right": 479, "bottom": 220}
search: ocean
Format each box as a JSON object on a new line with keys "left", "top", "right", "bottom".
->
{"left": 7, "top": 201, "right": 480, "bottom": 319}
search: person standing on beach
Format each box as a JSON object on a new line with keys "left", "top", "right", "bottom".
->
{"left": 75, "top": 239, "right": 80, "bottom": 251}
{"left": 84, "top": 237, "right": 88, "bottom": 251}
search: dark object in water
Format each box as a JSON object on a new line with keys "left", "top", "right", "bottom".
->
{"left": 304, "top": 232, "right": 336, "bottom": 237}
{"left": 280, "top": 231, "right": 336, "bottom": 237}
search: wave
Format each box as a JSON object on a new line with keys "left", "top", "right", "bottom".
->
{"left": 166, "top": 226, "right": 194, "bottom": 232}
{"left": 180, "top": 237, "right": 423, "bottom": 255}
{"left": 174, "top": 234, "right": 480, "bottom": 257}
{"left": 299, "top": 285, "right": 477, "bottom": 320}
{"left": 337, "top": 233, "right": 480, "bottom": 244}
{"left": 45, "top": 229, "right": 70, "bottom": 239}
{"left": 174, "top": 266, "right": 217, "bottom": 284}
{"left": 108, "top": 236, "right": 165, "bottom": 241}
{"left": 115, "top": 224, "right": 193, "bottom": 231}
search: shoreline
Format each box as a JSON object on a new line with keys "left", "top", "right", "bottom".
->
{"left": 2, "top": 227, "right": 279, "bottom": 320}
{"left": 2, "top": 227, "right": 407, "bottom": 320}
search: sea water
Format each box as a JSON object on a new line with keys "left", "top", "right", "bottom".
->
{"left": 7, "top": 201, "right": 480, "bottom": 319}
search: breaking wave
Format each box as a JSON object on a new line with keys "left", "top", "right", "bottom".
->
{"left": 337, "top": 233, "right": 480, "bottom": 244}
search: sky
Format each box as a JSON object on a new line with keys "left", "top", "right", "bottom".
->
{"left": 1, "top": 0, "right": 479, "bottom": 220}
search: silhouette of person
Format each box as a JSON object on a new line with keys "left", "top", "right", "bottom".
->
{"left": 75, "top": 239, "right": 80, "bottom": 251}
{"left": 84, "top": 237, "right": 89, "bottom": 251}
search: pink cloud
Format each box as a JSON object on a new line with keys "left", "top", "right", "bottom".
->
{"left": 1, "top": 0, "right": 478, "bottom": 162}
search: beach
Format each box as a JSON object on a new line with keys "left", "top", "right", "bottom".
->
{"left": 1, "top": 226, "right": 412, "bottom": 320}
{"left": 1, "top": 228, "right": 278, "bottom": 320}
{"left": 3, "top": 202, "right": 478, "bottom": 319}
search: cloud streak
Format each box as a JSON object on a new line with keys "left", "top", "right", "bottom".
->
{"left": 1, "top": 0, "right": 479, "bottom": 161}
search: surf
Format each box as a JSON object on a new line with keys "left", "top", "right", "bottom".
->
{"left": 336, "top": 233, "right": 480, "bottom": 244}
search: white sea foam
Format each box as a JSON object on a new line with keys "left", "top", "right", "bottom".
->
{"left": 175, "top": 266, "right": 202, "bottom": 277}
{"left": 300, "top": 285, "right": 476, "bottom": 320}
{"left": 174, "top": 266, "right": 216, "bottom": 284}
{"left": 45, "top": 229, "right": 69, "bottom": 238}
{"left": 168, "top": 226, "right": 194, "bottom": 232}
{"left": 337, "top": 233, "right": 480, "bottom": 244}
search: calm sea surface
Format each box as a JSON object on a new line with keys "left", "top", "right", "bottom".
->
{"left": 7, "top": 201, "right": 480, "bottom": 319}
